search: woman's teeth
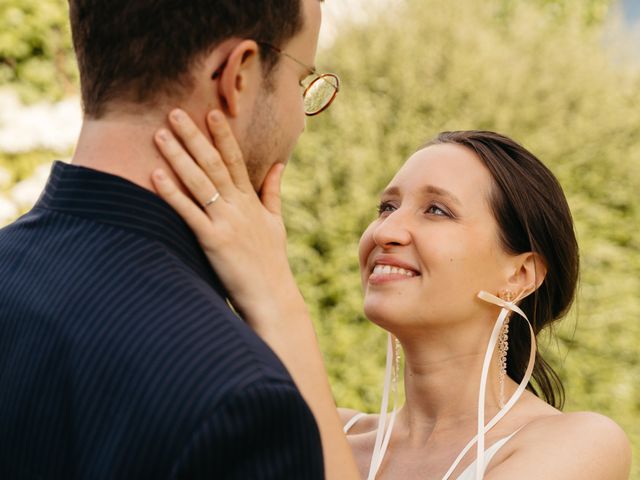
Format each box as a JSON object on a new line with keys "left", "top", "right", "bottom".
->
{"left": 372, "top": 264, "right": 417, "bottom": 277}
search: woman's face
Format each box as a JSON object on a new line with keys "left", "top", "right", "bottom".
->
{"left": 358, "top": 143, "right": 515, "bottom": 330}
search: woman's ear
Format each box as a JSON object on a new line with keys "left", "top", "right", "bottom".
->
{"left": 216, "top": 40, "right": 261, "bottom": 118}
{"left": 506, "top": 252, "right": 547, "bottom": 299}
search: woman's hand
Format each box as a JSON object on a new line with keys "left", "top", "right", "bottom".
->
{"left": 150, "top": 108, "right": 361, "bottom": 480}
{"left": 151, "top": 109, "right": 302, "bottom": 332}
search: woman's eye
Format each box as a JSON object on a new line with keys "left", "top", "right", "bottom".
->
{"left": 426, "top": 204, "right": 449, "bottom": 217}
{"left": 377, "top": 201, "right": 396, "bottom": 216}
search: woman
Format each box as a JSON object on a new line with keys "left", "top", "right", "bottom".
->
{"left": 150, "top": 110, "right": 631, "bottom": 479}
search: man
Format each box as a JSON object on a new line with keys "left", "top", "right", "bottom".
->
{"left": 0, "top": 0, "right": 334, "bottom": 478}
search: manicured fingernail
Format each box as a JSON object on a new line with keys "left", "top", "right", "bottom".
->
{"left": 209, "top": 110, "right": 223, "bottom": 123}
{"left": 153, "top": 169, "right": 167, "bottom": 181}
{"left": 156, "top": 129, "right": 170, "bottom": 142}
{"left": 170, "top": 109, "right": 185, "bottom": 123}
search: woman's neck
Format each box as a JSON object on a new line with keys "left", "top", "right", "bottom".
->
{"left": 395, "top": 320, "right": 513, "bottom": 444}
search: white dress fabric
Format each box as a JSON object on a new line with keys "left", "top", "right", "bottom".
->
{"left": 343, "top": 413, "right": 520, "bottom": 480}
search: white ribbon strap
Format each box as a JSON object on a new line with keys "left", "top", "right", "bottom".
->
{"left": 441, "top": 291, "right": 537, "bottom": 480}
{"left": 475, "top": 291, "right": 536, "bottom": 479}
{"left": 367, "top": 333, "right": 399, "bottom": 480}
{"left": 343, "top": 412, "right": 367, "bottom": 434}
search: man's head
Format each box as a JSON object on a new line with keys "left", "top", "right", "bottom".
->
{"left": 69, "top": 0, "right": 323, "bottom": 188}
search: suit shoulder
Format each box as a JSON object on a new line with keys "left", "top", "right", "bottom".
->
{"left": 171, "top": 379, "right": 324, "bottom": 479}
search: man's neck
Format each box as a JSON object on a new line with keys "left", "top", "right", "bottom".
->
{"left": 72, "top": 113, "right": 176, "bottom": 192}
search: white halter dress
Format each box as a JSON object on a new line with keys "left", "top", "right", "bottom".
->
{"left": 343, "top": 412, "right": 521, "bottom": 479}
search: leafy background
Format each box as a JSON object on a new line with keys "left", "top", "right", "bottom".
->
{"left": 1, "top": 0, "right": 638, "bottom": 476}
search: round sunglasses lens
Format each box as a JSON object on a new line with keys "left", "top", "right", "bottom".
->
{"left": 304, "top": 75, "right": 338, "bottom": 114}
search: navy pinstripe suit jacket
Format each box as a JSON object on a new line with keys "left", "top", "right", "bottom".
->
{"left": 0, "top": 162, "right": 324, "bottom": 479}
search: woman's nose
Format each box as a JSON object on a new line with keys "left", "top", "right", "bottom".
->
{"left": 372, "top": 210, "right": 412, "bottom": 248}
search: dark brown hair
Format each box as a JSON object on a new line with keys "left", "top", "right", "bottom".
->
{"left": 68, "top": 0, "right": 306, "bottom": 118}
{"left": 424, "top": 131, "right": 579, "bottom": 409}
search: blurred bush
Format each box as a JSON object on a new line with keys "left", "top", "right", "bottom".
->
{"left": 0, "top": 0, "right": 78, "bottom": 219}
{"left": 0, "top": 0, "right": 77, "bottom": 102}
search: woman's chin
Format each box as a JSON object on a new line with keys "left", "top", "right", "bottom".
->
{"left": 363, "top": 301, "right": 407, "bottom": 330}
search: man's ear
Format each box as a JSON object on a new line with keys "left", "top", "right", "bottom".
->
{"left": 216, "top": 40, "right": 261, "bottom": 118}
{"left": 505, "top": 252, "right": 547, "bottom": 299}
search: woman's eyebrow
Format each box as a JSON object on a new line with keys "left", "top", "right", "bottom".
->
{"left": 382, "top": 184, "right": 462, "bottom": 206}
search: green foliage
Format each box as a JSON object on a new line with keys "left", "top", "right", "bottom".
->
{"left": 506, "top": 0, "right": 613, "bottom": 25}
{"left": 0, "top": 0, "right": 77, "bottom": 102}
{"left": 0, "top": 149, "right": 57, "bottom": 183}
{"left": 283, "top": 0, "right": 639, "bottom": 475}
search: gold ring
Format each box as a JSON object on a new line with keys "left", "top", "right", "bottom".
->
{"left": 203, "top": 192, "right": 220, "bottom": 208}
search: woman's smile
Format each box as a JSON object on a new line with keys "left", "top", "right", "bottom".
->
{"left": 369, "top": 264, "right": 420, "bottom": 284}
{"left": 368, "top": 254, "right": 421, "bottom": 285}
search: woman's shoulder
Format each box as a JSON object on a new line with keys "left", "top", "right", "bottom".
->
{"left": 517, "top": 410, "right": 629, "bottom": 445}
{"left": 498, "top": 411, "right": 631, "bottom": 479}
{"left": 338, "top": 408, "right": 379, "bottom": 435}
{"left": 338, "top": 407, "right": 361, "bottom": 424}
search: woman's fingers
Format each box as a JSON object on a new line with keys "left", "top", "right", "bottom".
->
{"left": 154, "top": 128, "right": 226, "bottom": 209}
{"left": 207, "top": 110, "right": 254, "bottom": 193}
{"left": 166, "top": 109, "right": 235, "bottom": 198}
{"left": 261, "top": 163, "right": 285, "bottom": 216}
{"left": 151, "top": 168, "right": 215, "bottom": 241}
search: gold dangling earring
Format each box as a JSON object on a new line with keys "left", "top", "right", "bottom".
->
{"left": 392, "top": 336, "right": 401, "bottom": 387}
{"left": 497, "top": 289, "right": 515, "bottom": 408}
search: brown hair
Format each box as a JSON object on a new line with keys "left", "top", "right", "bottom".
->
{"left": 68, "top": 0, "right": 306, "bottom": 118}
{"left": 424, "top": 131, "right": 579, "bottom": 409}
